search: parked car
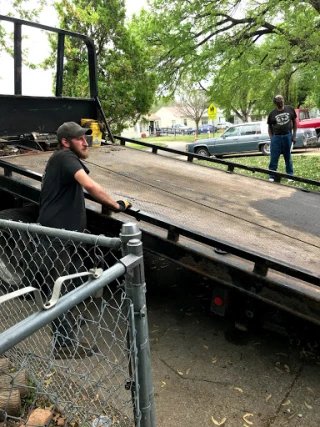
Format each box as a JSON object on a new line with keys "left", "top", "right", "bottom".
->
{"left": 216, "top": 122, "right": 233, "bottom": 130}
{"left": 171, "top": 124, "right": 193, "bottom": 134}
{"left": 185, "top": 121, "right": 318, "bottom": 158}
{"left": 188, "top": 124, "right": 216, "bottom": 135}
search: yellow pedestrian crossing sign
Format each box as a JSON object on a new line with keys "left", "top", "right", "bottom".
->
{"left": 208, "top": 103, "right": 217, "bottom": 119}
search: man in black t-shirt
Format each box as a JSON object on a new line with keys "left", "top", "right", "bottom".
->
{"left": 267, "top": 94, "right": 297, "bottom": 181}
{"left": 39, "top": 122, "right": 131, "bottom": 231}
{"left": 37, "top": 121, "right": 132, "bottom": 358}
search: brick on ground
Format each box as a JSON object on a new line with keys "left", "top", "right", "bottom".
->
{"left": 20, "top": 408, "right": 52, "bottom": 427}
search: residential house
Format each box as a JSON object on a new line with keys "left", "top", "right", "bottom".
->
{"left": 121, "top": 114, "right": 161, "bottom": 139}
{"left": 121, "top": 105, "right": 228, "bottom": 138}
{"left": 154, "top": 105, "right": 228, "bottom": 129}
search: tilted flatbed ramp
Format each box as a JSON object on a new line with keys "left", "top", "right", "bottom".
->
{"left": 3, "top": 146, "right": 319, "bottom": 273}
{"left": 1, "top": 146, "right": 320, "bottom": 322}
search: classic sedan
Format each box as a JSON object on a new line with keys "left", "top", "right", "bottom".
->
{"left": 185, "top": 121, "right": 318, "bottom": 157}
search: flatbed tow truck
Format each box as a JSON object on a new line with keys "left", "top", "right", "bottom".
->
{"left": 0, "top": 15, "right": 319, "bottom": 329}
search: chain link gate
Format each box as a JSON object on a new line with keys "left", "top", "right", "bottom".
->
{"left": 0, "top": 219, "right": 155, "bottom": 427}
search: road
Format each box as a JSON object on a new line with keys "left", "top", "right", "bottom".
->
{"left": 145, "top": 258, "right": 320, "bottom": 427}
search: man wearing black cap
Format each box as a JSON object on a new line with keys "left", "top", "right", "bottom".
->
{"left": 267, "top": 95, "right": 297, "bottom": 182}
{"left": 39, "top": 121, "right": 131, "bottom": 231}
{"left": 37, "top": 121, "right": 132, "bottom": 358}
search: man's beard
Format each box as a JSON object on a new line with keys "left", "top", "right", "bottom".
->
{"left": 69, "top": 141, "right": 89, "bottom": 159}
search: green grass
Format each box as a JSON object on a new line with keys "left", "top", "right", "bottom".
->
{"left": 197, "top": 154, "right": 320, "bottom": 192}
{"left": 135, "top": 132, "right": 221, "bottom": 143}
{"left": 126, "top": 141, "right": 167, "bottom": 149}
{"left": 124, "top": 135, "right": 320, "bottom": 192}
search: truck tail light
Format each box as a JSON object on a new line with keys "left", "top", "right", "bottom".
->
{"left": 213, "top": 296, "right": 224, "bottom": 307}
{"left": 211, "top": 285, "right": 229, "bottom": 316}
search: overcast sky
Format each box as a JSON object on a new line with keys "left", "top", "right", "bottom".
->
{"left": 0, "top": 0, "right": 147, "bottom": 96}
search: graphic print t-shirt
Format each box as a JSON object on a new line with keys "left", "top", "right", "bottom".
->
{"left": 39, "top": 150, "right": 89, "bottom": 231}
{"left": 267, "top": 106, "right": 297, "bottom": 135}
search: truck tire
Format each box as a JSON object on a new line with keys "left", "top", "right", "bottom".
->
{"left": 0, "top": 205, "right": 39, "bottom": 291}
{"left": 196, "top": 147, "right": 210, "bottom": 157}
{"left": 261, "top": 143, "right": 270, "bottom": 156}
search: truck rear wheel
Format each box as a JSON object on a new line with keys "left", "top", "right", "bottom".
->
{"left": 0, "top": 205, "right": 38, "bottom": 291}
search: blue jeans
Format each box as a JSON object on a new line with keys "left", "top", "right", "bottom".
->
{"left": 269, "top": 133, "right": 293, "bottom": 179}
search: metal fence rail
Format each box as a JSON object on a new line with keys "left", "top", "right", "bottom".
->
{"left": 0, "top": 220, "right": 155, "bottom": 427}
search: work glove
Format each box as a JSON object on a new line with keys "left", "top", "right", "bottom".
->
{"left": 117, "top": 200, "right": 132, "bottom": 211}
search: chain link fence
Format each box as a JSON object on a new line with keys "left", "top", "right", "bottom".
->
{"left": 0, "top": 219, "right": 155, "bottom": 427}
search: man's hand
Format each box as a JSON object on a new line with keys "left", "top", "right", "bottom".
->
{"left": 117, "top": 200, "right": 132, "bottom": 211}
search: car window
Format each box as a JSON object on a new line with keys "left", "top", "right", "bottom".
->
{"left": 240, "top": 124, "right": 261, "bottom": 135}
{"left": 299, "top": 110, "right": 309, "bottom": 120}
{"left": 224, "top": 126, "right": 240, "bottom": 137}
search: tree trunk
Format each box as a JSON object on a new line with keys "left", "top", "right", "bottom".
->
{"left": 0, "top": 359, "right": 9, "bottom": 373}
{"left": 0, "top": 369, "right": 29, "bottom": 398}
{"left": 0, "top": 390, "right": 21, "bottom": 417}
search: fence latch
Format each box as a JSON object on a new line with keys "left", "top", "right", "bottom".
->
{"left": 44, "top": 268, "right": 104, "bottom": 309}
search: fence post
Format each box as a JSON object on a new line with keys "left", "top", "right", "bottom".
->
{"left": 120, "top": 223, "right": 156, "bottom": 427}
{"left": 120, "top": 223, "right": 142, "bottom": 426}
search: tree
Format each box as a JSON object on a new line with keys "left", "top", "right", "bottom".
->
{"left": 44, "top": 0, "right": 157, "bottom": 133}
{"left": 0, "top": 0, "right": 47, "bottom": 54}
{"left": 177, "top": 85, "right": 208, "bottom": 132}
{"left": 132, "top": 0, "right": 320, "bottom": 117}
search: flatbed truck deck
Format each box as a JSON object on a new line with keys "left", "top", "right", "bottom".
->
{"left": 3, "top": 146, "right": 319, "bottom": 277}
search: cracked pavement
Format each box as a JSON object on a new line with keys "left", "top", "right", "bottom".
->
{"left": 145, "top": 258, "right": 320, "bottom": 427}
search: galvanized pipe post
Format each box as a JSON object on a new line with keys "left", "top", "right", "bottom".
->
{"left": 121, "top": 223, "right": 143, "bottom": 426}
{"left": 127, "top": 238, "right": 156, "bottom": 427}
{"left": 120, "top": 223, "right": 156, "bottom": 427}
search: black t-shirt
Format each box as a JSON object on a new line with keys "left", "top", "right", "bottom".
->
{"left": 38, "top": 150, "right": 89, "bottom": 231}
{"left": 267, "top": 106, "right": 297, "bottom": 135}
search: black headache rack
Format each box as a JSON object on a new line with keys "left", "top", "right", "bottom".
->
{"left": 0, "top": 14, "right": 114, "bottom": 150}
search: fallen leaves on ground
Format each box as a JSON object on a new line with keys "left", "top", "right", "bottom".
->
{"left": 242, "top": 413, "right": 253, "bottom": 425}
{"left": 211, "top": 416, "right": 227, "bottom": 425}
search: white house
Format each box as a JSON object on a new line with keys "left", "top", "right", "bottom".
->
{"left": 121, "top": 105, "right": 228, "bottom": 138}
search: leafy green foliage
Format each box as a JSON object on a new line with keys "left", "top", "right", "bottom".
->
{"left": 132, "top": 0, "right": 320, "bottom": 118}
{"left": 0, "top": 0, "right": 47, "bottom": 54}
{"left": 45, "top": 0, "right": 157, "bottom": 133}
